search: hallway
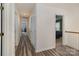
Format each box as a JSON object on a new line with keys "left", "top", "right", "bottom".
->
{"left": 15, "top": 33, "right": 79, "bottom": 56}
{"left": 15, "top": 33, "right": 35, "bottom": 56}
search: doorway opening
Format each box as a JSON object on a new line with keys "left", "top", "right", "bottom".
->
{"left": 21, "top": 17, "right": 27, "bottom": 33}
{"left": 55, "top": 15, "right": 63, "bottom": 47}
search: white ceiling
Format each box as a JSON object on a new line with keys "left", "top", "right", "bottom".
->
{"left": 43, "top": 3, "right": 79, "bottom": 9}
{"left": 15, "top": 3, "right": 35, "bottom": 17}
{"left": 15, "top": 3, "right": 79, "bottom": 17}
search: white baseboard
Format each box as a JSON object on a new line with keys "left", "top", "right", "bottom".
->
{"left": 35, "top": 46, "right": 55, "bottom": 53}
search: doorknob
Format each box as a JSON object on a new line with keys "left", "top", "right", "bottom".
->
{"left": 0, "top": 33, "right": 4, "bottom": 36}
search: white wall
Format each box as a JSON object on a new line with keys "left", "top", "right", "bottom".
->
{"left": 15, "top": 14, "right": 21, "bottom": 46}
{"left": 30, "top": 16, "right": 36, "bottom": 48}
{"left": 64, "top": 8, "right": 79, "bottom": 31}
{"left": 29, "top": 5, "right": 36, "bottom": 49}
{"left": 36, "top": 4, "right": 65, "bottom": 52}
{"left": 63, "top": 7, "right": 79, "bottom": 50}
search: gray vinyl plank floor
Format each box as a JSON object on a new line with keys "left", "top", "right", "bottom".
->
{"left": 15, "top": 33, "right": 79, "bottom": 56}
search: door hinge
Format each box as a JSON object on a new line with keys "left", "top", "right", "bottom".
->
{"left": 0, "top": 6, "right": 4, "bottom": 10}
{"left": 0, "top": 33, "right": 4, "bottom": 36}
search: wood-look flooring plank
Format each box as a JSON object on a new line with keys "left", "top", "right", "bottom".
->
{"left": 16, "top": 33, "right": 79, "bottom": 56}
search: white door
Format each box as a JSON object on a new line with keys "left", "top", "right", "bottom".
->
{"left": 0, "top": 3, "right": 15, "bottom": 56}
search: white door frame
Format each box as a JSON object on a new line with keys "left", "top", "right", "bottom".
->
{"left": 2, "top": 3, "right": 15, "bottom": 56}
